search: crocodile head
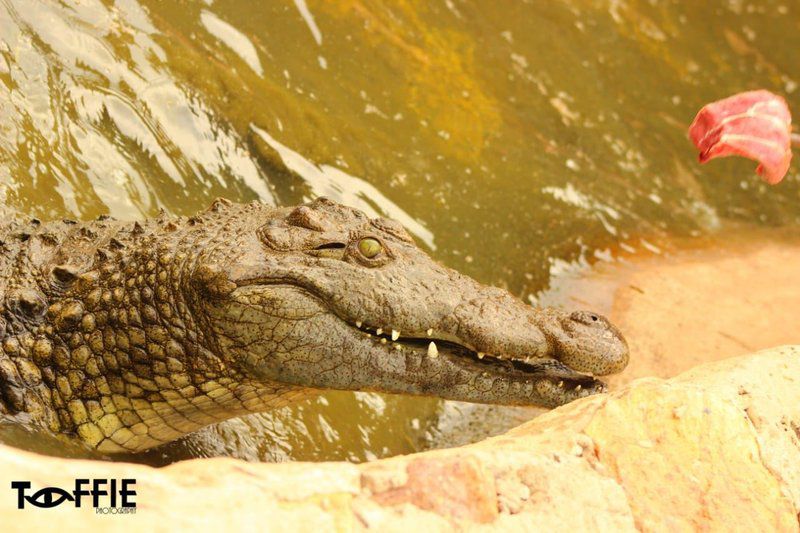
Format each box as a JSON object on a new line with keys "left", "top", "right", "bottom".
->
{"left": 199, "top": 198, "right": 628, "bottom": 408}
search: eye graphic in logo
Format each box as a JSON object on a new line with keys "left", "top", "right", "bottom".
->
{"left": 27, "top": 487, "right": 75, "bottom": 508}
{"left": 11, "top": 482, "right": 75, "bottom": 509}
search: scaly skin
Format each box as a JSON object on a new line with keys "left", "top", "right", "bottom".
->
{"left": 0, "top": 198, "right": 628, "bottom": 453}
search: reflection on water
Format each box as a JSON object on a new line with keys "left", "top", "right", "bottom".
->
{"left": 1, "top": 0, "right": 799, "bottom": 463}
{"left": 200, "top": 9, "right": 264, "bottom": 76}
{"left": 252, "top": 125, "right": 435, "bottom": 247}
{"left": 125, "top": 391, "right": 442, "bottom": 465}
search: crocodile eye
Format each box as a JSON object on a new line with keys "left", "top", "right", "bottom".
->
{"left": 357, "top": 238, "right": 383, "bottom": 259}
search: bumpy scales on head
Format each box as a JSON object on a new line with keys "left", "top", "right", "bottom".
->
{"left": 0, "top": 198, "right": 628, "bottom": 453}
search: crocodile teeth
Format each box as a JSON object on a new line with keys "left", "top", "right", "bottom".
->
{"left": 394, "top": 344, "right": 402, "bottom": 351}
{"left": 426, "top": 328, "right": 433, "bottom": 337}
{"left": 575, "top": 384, "right": 582, "bottom": 391}
{"left": 391, "top": 329, "right": 400, "bottom": 341}
{"left": 427, "top": 341, "right": 439, "bottom": 358}
{"left": 380, "top": 338, "right": 387, "bottom": 344}
{"left": 477, "top": 352, "right": 485, "bottom": 359}
{"left": 376, "top": 328, "right": 383, "bottom": 336}
{"left": 557, "top": 380, "right": 564, "bottom": 388}
{"left": 356, "top": 321, "right": 363, "bottom": 328}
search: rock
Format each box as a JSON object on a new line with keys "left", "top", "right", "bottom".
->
{"left": 586, "top": 380, "right": 794, "bottom": 531}
{"left": 364, "top": 455, "right": 498, "bottom": 523}
{"left": 2, "top": 346, "right": 800, "bottom": 530}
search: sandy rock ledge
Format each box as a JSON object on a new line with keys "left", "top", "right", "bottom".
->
{"left": 2, "top": 346, "right": 800, "bottom": 532}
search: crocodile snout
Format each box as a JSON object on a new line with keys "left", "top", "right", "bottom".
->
{"left": 550, "top": 310, "right": 629, "bottom": 376}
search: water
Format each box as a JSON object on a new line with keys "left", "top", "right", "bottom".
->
{"left": 1, "top": 0, "right": 798, "bottom": 463}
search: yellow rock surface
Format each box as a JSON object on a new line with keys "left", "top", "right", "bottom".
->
{"left": 587, "top": 379, "right": 795, "bottom": 532}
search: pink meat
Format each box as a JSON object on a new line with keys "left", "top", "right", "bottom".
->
{"left": 688, "top": 90, "right": 792, "bottom": 185}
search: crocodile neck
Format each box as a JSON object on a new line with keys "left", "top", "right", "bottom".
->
{"left": 0, "top": 208, "right": 316, "bottom": 452}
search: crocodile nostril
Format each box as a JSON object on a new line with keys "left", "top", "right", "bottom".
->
{"left": 569, "top": 310, "right": 604, "bottom": 326}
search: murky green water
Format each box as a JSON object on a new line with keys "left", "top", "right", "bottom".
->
{"left": 1, "top": 0, "right": 799, "bottom": 463}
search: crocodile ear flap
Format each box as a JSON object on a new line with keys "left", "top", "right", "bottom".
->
{"left": 259, "top": 222, "right": 321, "bottom": 252}
{"left": 286, "top": 205, "right": 326, "bottom": 232}
{"left": 257, "top": 205, "right": 326, "bottom": 251}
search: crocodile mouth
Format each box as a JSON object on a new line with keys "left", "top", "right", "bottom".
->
{"left": 350, "top": 321, "right": 606, "bottom": 398}
{"left": 226, "top": 282, "right": 608, "bottom": 403}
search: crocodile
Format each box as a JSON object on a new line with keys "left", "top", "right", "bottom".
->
{"left": 0, "top": 198, "right": 628, "bottom": 453}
